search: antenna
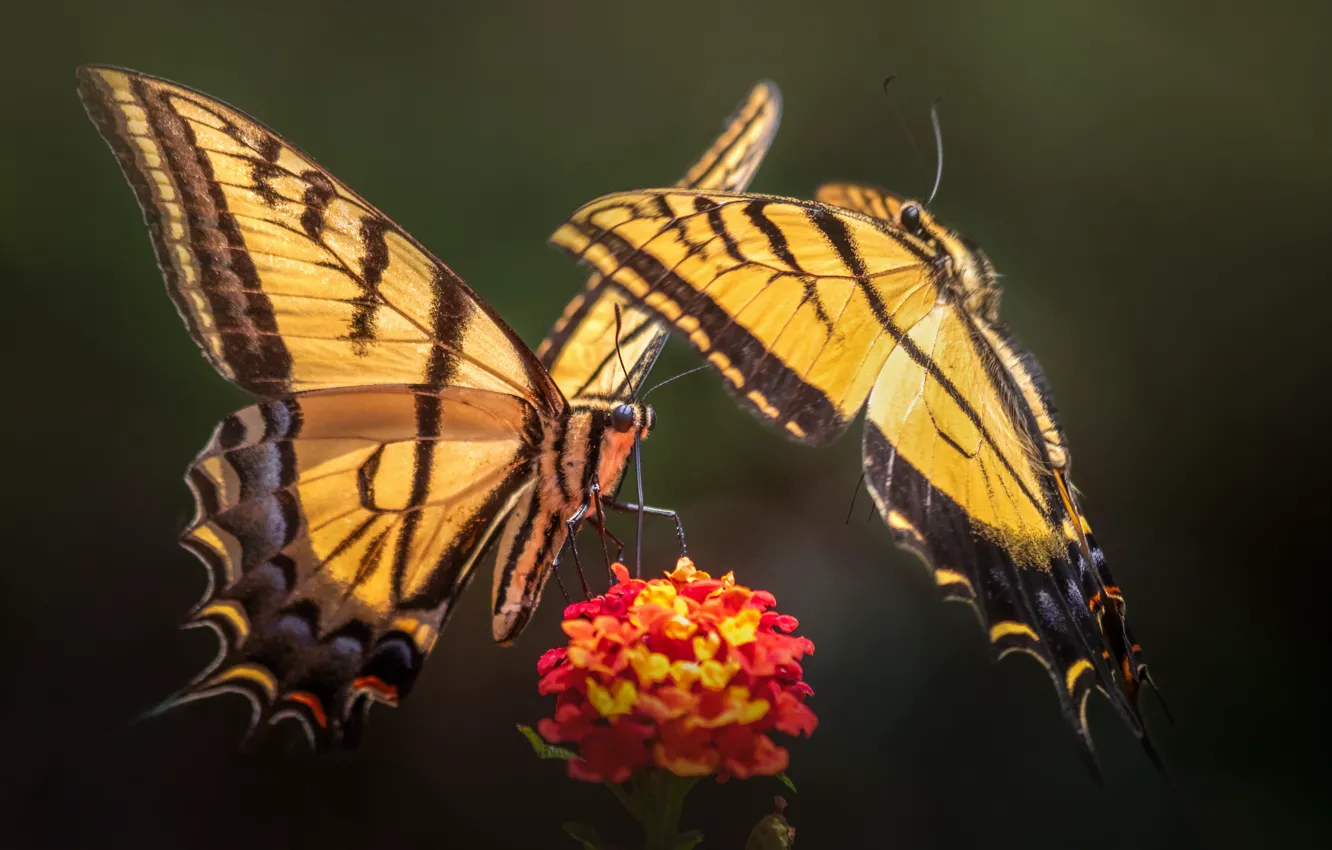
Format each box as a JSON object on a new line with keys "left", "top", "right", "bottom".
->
{"left": 613, "top": 304, "right": 639, "bottom": 400}
{"left": 880, "top": 74, "right": 928, "bottom": 179}
{"left": 642, "top": 364, "right": 710, "bottom": 400}
{"left": 927, "top": 97, "right": 944, "bottom": 206}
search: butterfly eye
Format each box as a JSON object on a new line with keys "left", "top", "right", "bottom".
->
{"left": 900, "top": 204, "right": 923, "bottom": 235}
{"left": 610, "top": 404, "right": 637, "bottom": 433}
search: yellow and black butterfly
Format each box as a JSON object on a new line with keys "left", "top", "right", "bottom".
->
{"left": 78, "top": 65, "right": 780, "bottom": 746}
{"left": 552, "top": 177, "right": 1160, "bottom": 762}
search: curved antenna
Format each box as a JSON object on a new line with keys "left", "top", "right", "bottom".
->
{"left": 613, "top": 304, "right": 638, "bottom": 400}
{"left": 881, "top": 74, "right": 928, "bottom": 177}
{"left": 642, "top": 364, "right": 710, "bottom": 400}
{"left": 927, "top": 97, "right": 944, "bottom": 206}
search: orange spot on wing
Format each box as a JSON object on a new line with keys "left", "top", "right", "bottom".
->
{"left": 286, "top": 691, "right": 328, "bottom": 728}
{"left": 353, "top": 675, "right": 400, "bottom": 705}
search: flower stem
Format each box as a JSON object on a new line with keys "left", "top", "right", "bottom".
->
{"left": 615, "top": 770, "right": 699, "bottom": 850}
{"left": 602, "top": 780, "right": 638, "bottom": 819}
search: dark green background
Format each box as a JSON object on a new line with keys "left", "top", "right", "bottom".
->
{"left": 4, "top": 2, "right": 1329, "bottom": 848}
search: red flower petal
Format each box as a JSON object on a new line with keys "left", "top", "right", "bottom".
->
{"left": 760, "top": 612, "right": 800, "bottom": 633}
{"left": 536, "top": 647, "right": 568, "bottom": 676}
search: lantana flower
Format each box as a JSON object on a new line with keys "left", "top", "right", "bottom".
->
{"left": 536, "top": 558, "right": 817, "bottom": 784}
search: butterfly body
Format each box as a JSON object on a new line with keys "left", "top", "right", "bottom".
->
{"left": 492, "top": 398, "right": 654, "bottom": 642}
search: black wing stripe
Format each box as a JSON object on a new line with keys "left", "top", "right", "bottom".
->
{"left": 136, "top": 79, "right": 295, "bottom": 390}
{"left": 564, "top": 218, "right": 844, "bottom": 440}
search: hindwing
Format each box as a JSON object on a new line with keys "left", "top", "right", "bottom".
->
{"left": 179, "top": 386, "right": 539, "bottom": 745}
{"left": 861, "top": 302, "right": 1145, "bottom": 756}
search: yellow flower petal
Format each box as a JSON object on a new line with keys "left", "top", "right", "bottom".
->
{"left": 628, "top": 646, "right": 671, "bottom": 686}
{"left": 693, "top": 631, "right": 721, "bottom": 661}
{"left": 662, "top": 614, "right": 698, "bottom": 641}
{"left": 670, "top": 660, "right": 702, "bottom": 688}
{"left": 699, "top": 659, "right": 740, "bottom": 691}
{"left": 586, "top": 677, "right": 638, "bottom": 717}
{"left": 639, "top": 581, "right": 677, "bottom": 609}
{"left": 739, "top": 696, "right": 770, "bottom": 725}
{"left": 719, "top": 608, "right": 761, "bottom": 646}
{"left": 726, "top": 685, "right": 770, "bottom": 725}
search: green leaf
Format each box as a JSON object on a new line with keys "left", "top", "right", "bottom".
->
{"left": 517, "top": 724, "right": 577, "bottom": 761}
{"left": 775, "top": 772, "right": 798, "bottom": 794}
{"left": 562, "top": 822, "right": 604, "bottom": 849}
{"left": 671, "top": 829, "right": 704, "bottom": 850}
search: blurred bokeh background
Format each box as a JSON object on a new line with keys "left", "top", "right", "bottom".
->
{"left": 3, "top": 1, "right": 1329, "bottom": 847}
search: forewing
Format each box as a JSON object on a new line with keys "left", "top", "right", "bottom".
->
{"left": 79, "top": 66, "right": 561, "bottom": 412}
{"left": 552, "top": 191, "right": 937, "bottom": 442}
{"left": 540, "top": 82, "right": 783, "bottom": 402}
{"left": 177, "top": 386, "right": 539, "bottom": 745}
{"left": 861, "top": 301, "right": 1145, "bottom": 757}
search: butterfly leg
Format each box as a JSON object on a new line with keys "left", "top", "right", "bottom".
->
{"left": 583, "top": 512, "right": 626, "bottom": 564}
{"left": 564, "top": 502, "right": 593, "bottom": 598}
{"left": 587, "top": 483, "right": 615, "bottom": 575}
{"left": 549, "top": 536, "right": 573, "bottom": 604}
{"left": 599, "top": 496, "right": 688, "bottom": 555}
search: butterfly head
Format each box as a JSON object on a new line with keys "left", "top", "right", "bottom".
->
{"left": 609, "top": 402, "right": 655, "bottom": 441}
{"left": 592, "top": 402, "right": 655, "bottom": 496}
{"left": 897, "top": 201, "right": 1001, "bottom": 322}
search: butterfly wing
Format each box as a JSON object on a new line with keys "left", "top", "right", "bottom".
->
{"left": 554, "top": 191, "right": 1153, "bottom": 758}
{"left": 862, "top": 302, "right": 1146, "bottom": 758}
{"left": 538, "top": 82, "right": 782, "bottom": 402}
{"left": 552, "top": 190, "right": 937, "bottom": 443}
{"left": 179, "top": 386, "right": 538, "bottom": 745}
{"left": 977, "top": 320, "right": 1159, "bottom": 721}
{"left": 813, "top": 182, "right": 906, "bottom": 223}
{"left": 78, "top": 65, "right": 562, "bottom": 412}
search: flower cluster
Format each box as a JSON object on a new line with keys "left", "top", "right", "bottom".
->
{"left": 537, "top": 558, "right": 817, "bottom": 783}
